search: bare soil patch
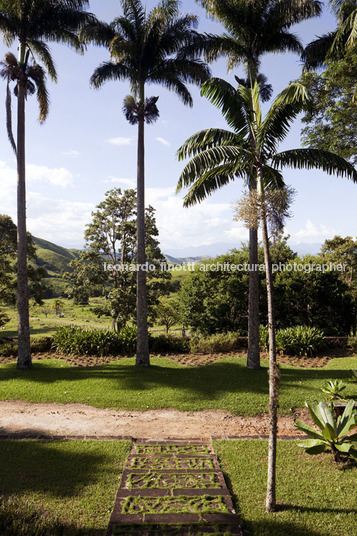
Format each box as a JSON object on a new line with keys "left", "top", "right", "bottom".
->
{"left": 0, "top": 400, "right": 309, "bottom": 440}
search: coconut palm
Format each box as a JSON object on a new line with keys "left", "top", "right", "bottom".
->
{"left": 83, "top": 0, "right": 210, "bottom": 366}
{"left": 0, "top": 0, "right": 95, "bottom": 369}
{"left": 196, "top": 0, "right": 322, "bottom": 369}
{"left": 176, "top": 76, "right": 357, "bottom": 510}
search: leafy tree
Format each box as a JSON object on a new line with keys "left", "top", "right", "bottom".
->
{"left": 68, "top": 188, "right": 169, "bottom": 332}
{"left": 82, "top": 0, "right": 210, "bottom": 366}
{"left": 177, "top": 76, "right": 357, "bottom": 512}
{"left": 320, "top": 235, "right": 357, "bottom": 333}
{"left": 274, "top": 255, "right": 353, "bottom": 335}
{"left": 0, "top": 214, "right": 46, "bottom": 323}
{"left": 196, "top": 0, "right": 322, "bottom": 369}
{"left": 180, "top": 252, "right": 249, "bottom": 335}
{"left": 154, "top": 296, "right": 181, "bottom": 334}
{"left": 0, "top": 0, "right": 95, "bottom": 369}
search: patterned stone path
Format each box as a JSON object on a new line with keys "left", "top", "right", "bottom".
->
{"left": 107, "top": 440, "right": 243, "bottom": 536}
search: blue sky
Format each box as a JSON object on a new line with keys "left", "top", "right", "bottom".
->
{"left": 0, "top": 0, "right": 355, "bottom": 254}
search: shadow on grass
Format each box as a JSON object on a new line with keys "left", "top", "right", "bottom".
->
{"left": 242, "top": 518, "right": 328, "bottom": 536}
{"left": 0, "top": 440, "right": 110, "bottom": 498}
{"left": 0, "top": 497, "right": 105, "bottom": 536}
{"left": 0, "top": 359, "right": 270, "bottom": 399}
{"left": 277, "top": 503, "right": 357, "bottom": 515}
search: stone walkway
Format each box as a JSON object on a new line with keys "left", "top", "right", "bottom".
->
{"left": 107, "top": 440, "right": 243, "bottom": 536}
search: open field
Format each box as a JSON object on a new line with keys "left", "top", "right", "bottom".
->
{"left": 1, "top": 356, "right": 357, "bottom": 415}
{"left": 0, "top": 439, "right": 355, "bottom": 536}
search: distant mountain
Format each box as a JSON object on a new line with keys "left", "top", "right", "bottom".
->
{"left": 33, "top": 236, "right": 81, "bottom": 276}
{"left": 164, "top": 242, "right": 240, "bottom": 259}
{"left": 164, "top": 241, "right": 322, "bottom": 259}
{"left": 165, "top": 254, "right": 204, "bottom": 264}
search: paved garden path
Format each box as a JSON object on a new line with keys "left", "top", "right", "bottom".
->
{"left": 107, "top": 439, "right": 243, "bottom": 536}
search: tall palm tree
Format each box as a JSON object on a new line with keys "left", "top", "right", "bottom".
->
{"left": 302, "top": 0, "right": 357, "bottom": 67}
{"left": 176, "top": 76, "right": 357, "bottom": 510}
{"left": 82, "top": 0, "right": 210, "bottom": 367}
{"left": 196, "top": 0, "right": 322, "bottom": 369}
{"left": 0, "top": 0, "right": 95, "bottom": 369}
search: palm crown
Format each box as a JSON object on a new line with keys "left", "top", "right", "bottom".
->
{"left": 84, "top": 0, "right": 210, "bottom": 105}
{"left": 177, "top": 77, "right": 357, "bottom": 206}
{"left": 197, "top": 0, "right": 322, "bottom": 98}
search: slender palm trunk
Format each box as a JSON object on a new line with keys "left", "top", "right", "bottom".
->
{"left": 247, "top": 227, "right": 260, "bottom": 368}
{"left": 16, "top": 76, "right": 31, "bottom": 369}
{"left": 258, "top": 180, "right": 279, "bottom": 513}
{"left": 247, "top": 175, "right": 260, "bottom": 369}
{"left": 135, "top": 87, "right": 150, "bottom": 366}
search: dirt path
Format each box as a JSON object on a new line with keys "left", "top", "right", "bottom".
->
{"left": 0, "top": 400, "right": 308, "bottom": 439}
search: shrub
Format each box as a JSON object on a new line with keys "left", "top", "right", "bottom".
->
{"left": 149, "top": 334, "right": 190, "bottom": 353}
{"left": 259, "top": 325, "right": 269, "bottom": 352}
{"left": 321, "top": 379, "right": 347, "bottom": 401}
{"left": 348, "top": 336, "right": 357, "bottom": 351}
{"left": 189, "top": 332, "right": 245, "bottom": 354}
{"left": 276, "top": 325, "right": 324, "bottom": 357}
{"left": 52, "top": 325, "right": 136, "bottom": 356}
{"left": 295, "top": 400, "right": 357, "bottom": 463}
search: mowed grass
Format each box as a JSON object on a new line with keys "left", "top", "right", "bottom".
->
{"left": 0, "top": 439, "right": 355, "bottom": 536}
{"left": 214, "top": 440, "right": 357, "bottom": 536}
{"left": 0, "top": 440, "right": 131, "bottom": 535}
{"left": 1, "top": 356, "right": 357, "bottom": 414}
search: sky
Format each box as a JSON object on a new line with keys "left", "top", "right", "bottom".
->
{"left": 0, "top": 0, "right": 355, "bottom": 256}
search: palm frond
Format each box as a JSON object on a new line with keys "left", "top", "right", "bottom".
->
{"left": 272, "top": 148, "right": 357, "bottom": 181}
{"left": 177, "top": 128, "right": 238, "bottom": 160}
{"left": 90, "top": 61, "right": 132, "bottom": 89}
{"left": 181, "top": 162, "right": 245, "bottom": 206}
{"left": 261, "top": 82, "right": 310, "bottom": 150}
{"left": 201, "top": 77, "right": 249, "bottom": 136}
{"left": 177, "top": 145, "right": 250, "bottom": 190}
{"left": 79, "top": 20, "right": 115, "bottom": 46}
{"left": 28, "top": 64, "right": 49, "bottom": 122}
{"left": 27, "top": 40, "right": 57, "bottom": 82}
{"left": 5, "top": 77, "right": 16, "bottom": 154}
{"left": 302, "top": 32, "right": 336, "bottom": 69}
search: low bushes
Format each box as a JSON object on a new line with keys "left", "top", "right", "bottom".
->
{"left": 260, "top": 325, "right": 325, "bottom": 357}
{"left": 52, "top": 325, "right": 137, "bottom": 356}
{"left": 189, "top": 332, "right": 246, "bottom": 354}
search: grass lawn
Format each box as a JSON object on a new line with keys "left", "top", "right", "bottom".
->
{"left": 214, "top": 440, "right": 357, "bottom": 536}
{"left": 0, "top": 439, "right": 355, "bottom": 535}
{"left": 0, "top": 440, "right": 131, "bottom": 535}
{"left": 0, "top": 356, "right": 357, "bottom": 414}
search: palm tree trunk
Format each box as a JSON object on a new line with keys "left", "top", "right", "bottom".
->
{"left": 247, "top": 227, "right": 260, "bottom": 368}
{"left": 258, "top": 185, "right": 279, "bottom": 513}
{"left": 135, "top": 89, "right": 150, "bottom": 366}
{"left": 16, "top": 78, "right": 31, "bottom": 369}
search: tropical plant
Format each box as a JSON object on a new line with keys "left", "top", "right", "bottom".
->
{"left": 177, "top": 76, "right": 357, "bottom": 511}
{"left": 295, "top": 400, "right": 357, "bottom": 463}
{"left": 276, "top": 325, "right": 325, "bottom": 356}
{"left": 0, "top": 0, "right": 95, "bottom": 369}
{"left": 197, "top": 0, "right": 322, "bottom": 370}
{"left": 82, "top": 0, "right": 210, "bottom": 366}
{"left": 321, "top": 379, "right": 348, "bottom": 400}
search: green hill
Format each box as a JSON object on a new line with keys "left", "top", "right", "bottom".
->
{"left": 33, "top": 236, "right": 81, "bottom": 276}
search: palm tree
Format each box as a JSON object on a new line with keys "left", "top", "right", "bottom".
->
{"left": 82, "top": 0, "right": 210, "bottom": 367}
{"left": 0, "top": 0, "right": 95, "bottom": 369}
{"left": 176, "top": 76, "right": 357, "bottom": 510}
{"left": 302, "top": 0, "right": 357, "bottom": 68}
{"left": 196, "top": 0, "right": 322, "bottom": 369}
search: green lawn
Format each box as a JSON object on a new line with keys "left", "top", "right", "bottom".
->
{"left": 0, "top": 440, "right": 131, "bottom": 535}
{"left": 0, "top": 439, "right": 355, "bottom": 536}
{"left": 214, "top": 440, "right": 357, "bottom": 536}
{"left": 1, "top": 356, "right": 357, "bottom": 414}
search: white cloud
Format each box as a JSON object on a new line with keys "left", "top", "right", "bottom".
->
{"left": 27, "top": 164, "right": 74, "bottom": 188}
{"left": 293, "top": 219, "right": 337, "bottom": 242}
{"left": 26, "top": 192, "right": 93, "bottom": 246}
{"left": 62, "top": 150, "right": 80, "bottom": 156}
{"left": 106, "top": 137, "right": 133, "bottom": 146}
{"left": 156, "top": 137, "right": 170, "bottom": 147}
{"left": 145, "top": 187, "right": 241, "bottom": 250}
{"left": 103, "top": 176, "right": 136, "bottom": 187}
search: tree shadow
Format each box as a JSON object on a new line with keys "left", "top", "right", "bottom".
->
{"left": 0, "top": 439, "right": 113, "bottom": 498}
